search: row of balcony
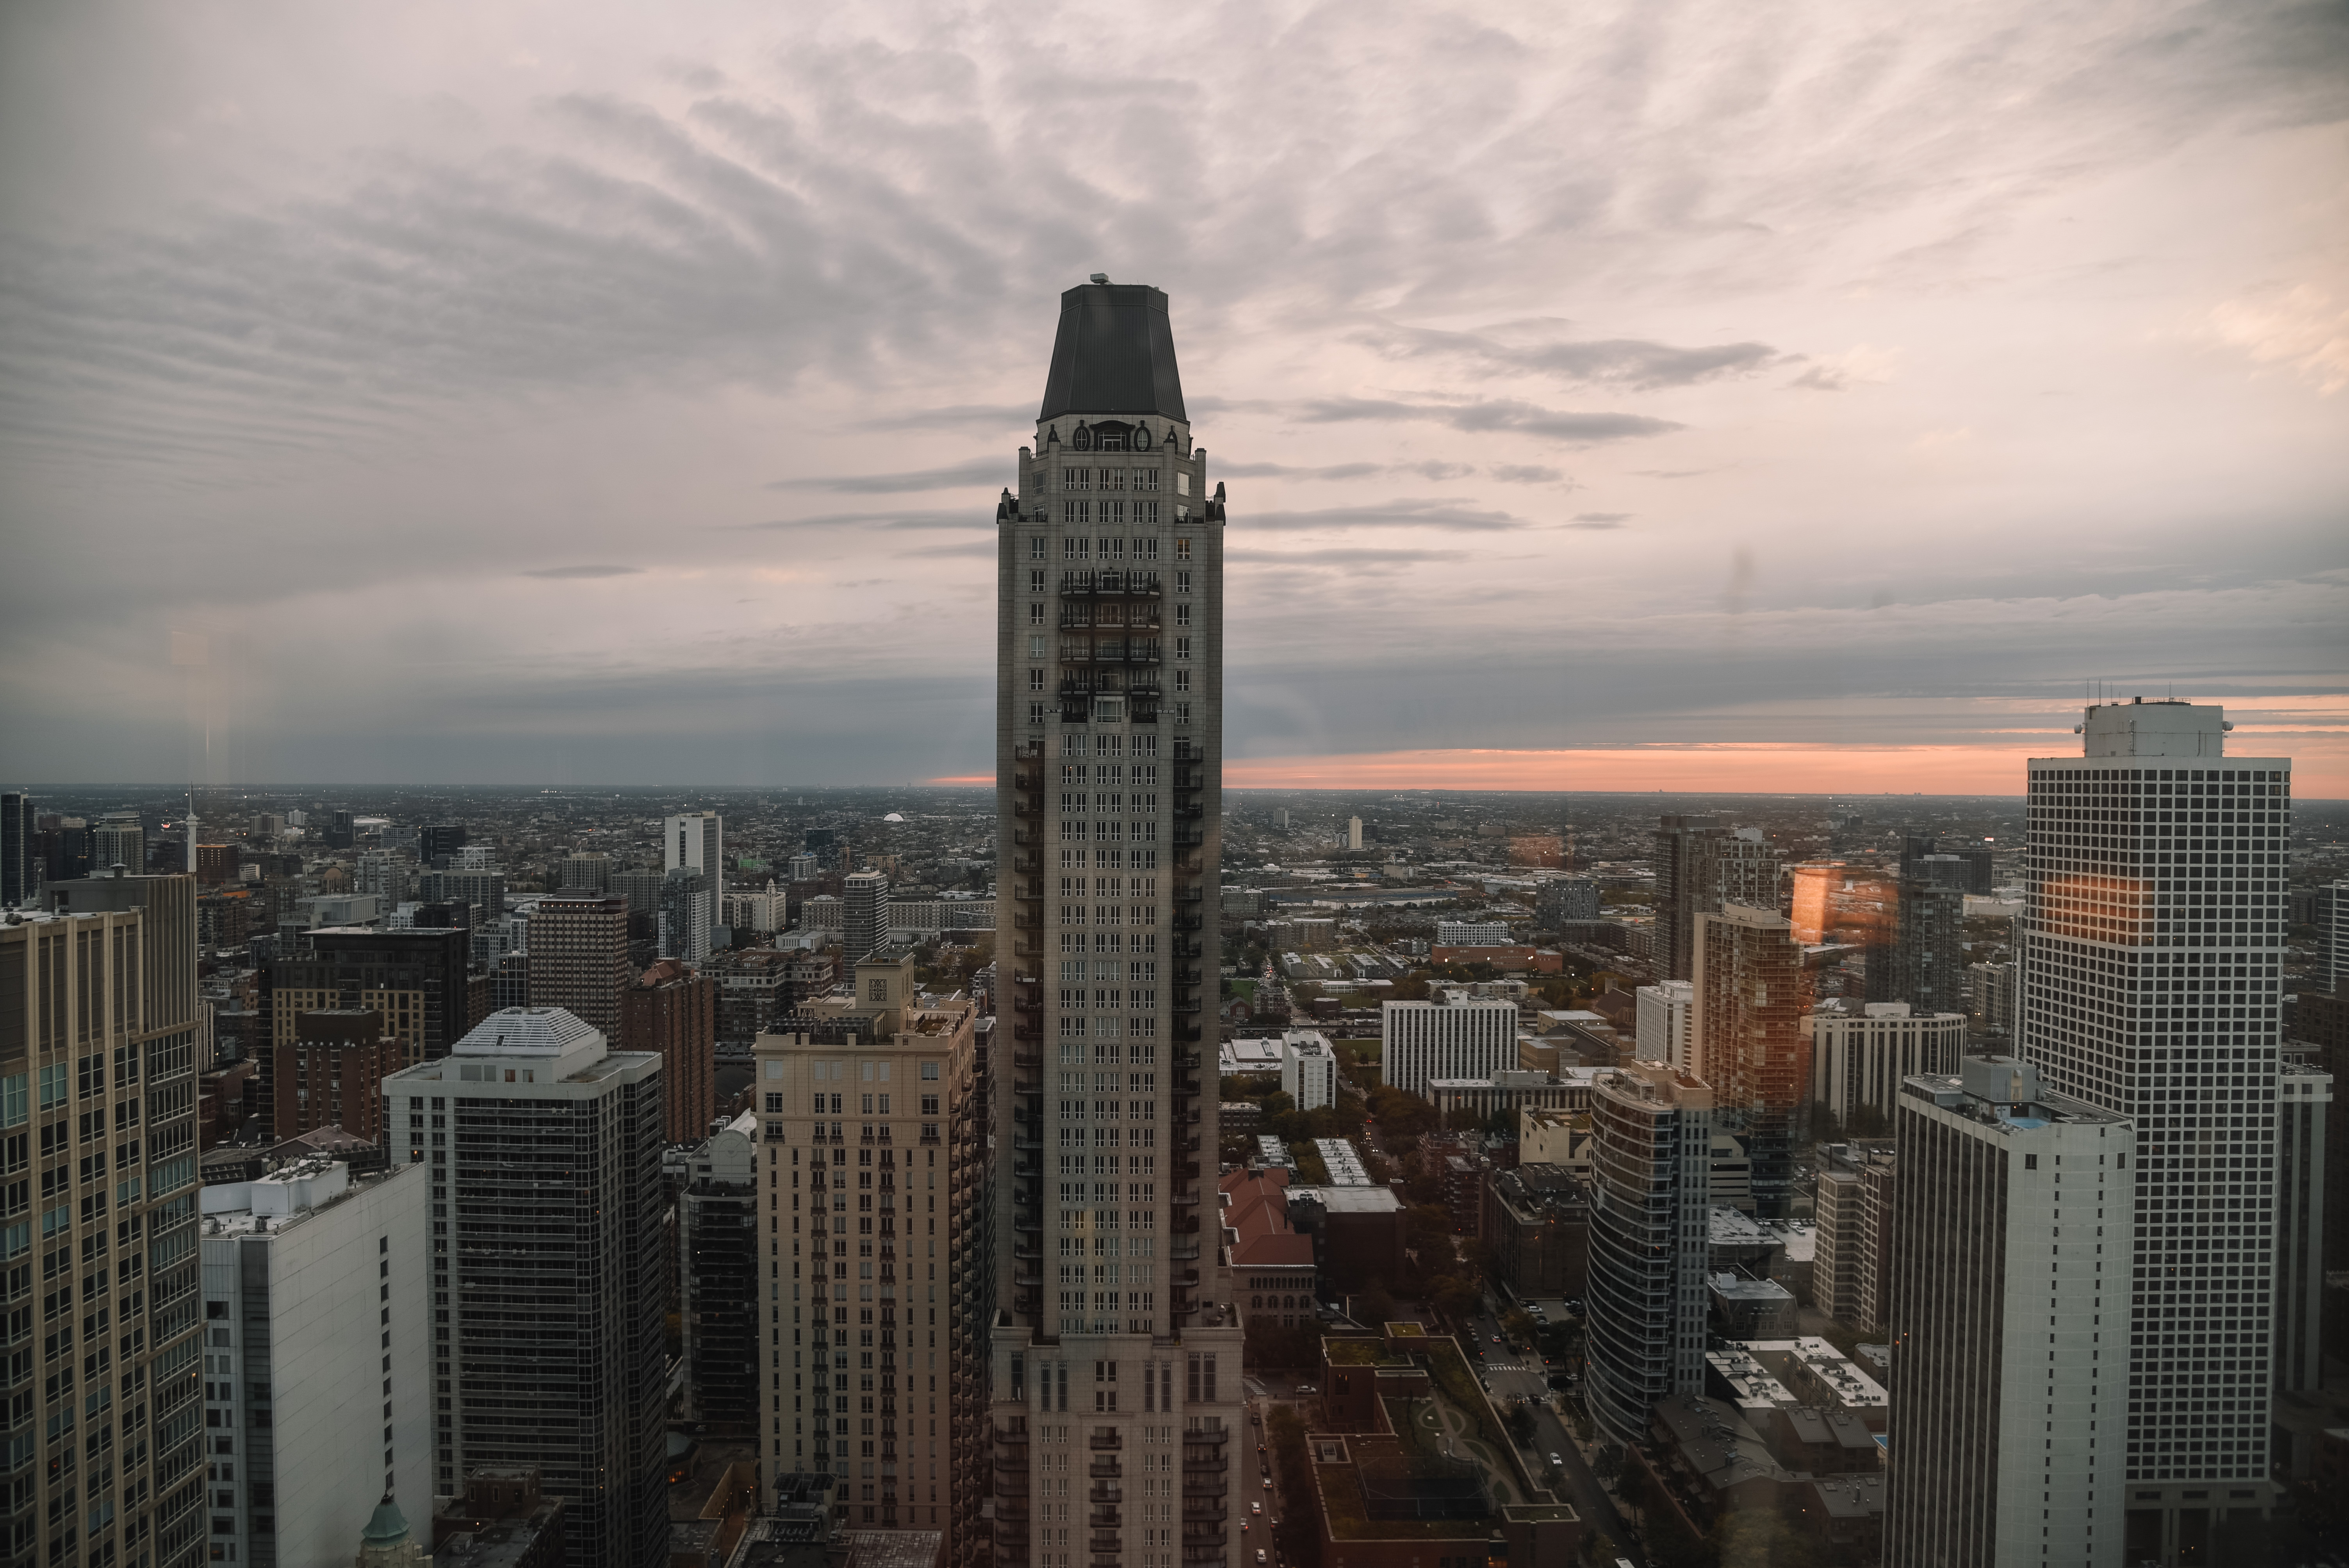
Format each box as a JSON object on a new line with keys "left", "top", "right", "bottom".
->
{"left": 1061, "top": 570, "right": 1160, "bottom": 597}
{"left": 1060, "top": 604, "right": 1162, "bottom": 629}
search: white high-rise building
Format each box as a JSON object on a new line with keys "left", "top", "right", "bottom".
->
{"left": 1584, "top": 1060, "right": 1714, "bottom": 1443}
{"left": 664, "top": 810, "right": 725, "bottom": 944}
{"left": 1380, "top": 989, "right": 1520, "bottom": 1097}
{"left": 1884, "top": 1055, "right": 2135, "bottom": 1567}
{"left": 1634, "top": 979, "right": 1694, "bottom": 1068}
{"left": 991, "top": 279, "right": 1243, "bottom": 1568}
{"left": 2019, "top": 699, "right": 2290, "bottom": 1548}
{"left": 1279, "top": 1029, "right": 1338, "bottom": 1111}
{"left": 198, "top": 1160, "right": 433, "bottom": 1566}
{"left": 1346, "top": 815, "right": 1363, "bottom": 851}
{"left": 1802, "top": 1000, "right": 1967, "bottom": 1126}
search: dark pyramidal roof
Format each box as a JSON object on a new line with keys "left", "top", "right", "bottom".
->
{"left": 1038, "top": 281, "right": 1187, "bottom": 424}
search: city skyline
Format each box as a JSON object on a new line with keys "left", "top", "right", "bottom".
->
{"left": 2, "top": 2, "right": 2342, "bottom": 792}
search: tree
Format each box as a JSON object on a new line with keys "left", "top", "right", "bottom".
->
{"left": 1501, "top": 1309, "right": 1537, "bottom": 1345}
{"left": 1504, "top": 1402, "right": 1538, "bottom": 1447}
{"left": 1355, "top": 1281, "right": 1397, "bottom": 1327}
{"left": 1590, "top": 1443, "right": 1624, "bottom": 1484}
{"left": 1807, "top": 1100, "right": 1844, "bottom": 1146}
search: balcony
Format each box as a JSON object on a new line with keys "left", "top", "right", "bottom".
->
{"left": 1089, "top": 1509, "right": 1123, "bottom": 1530}
{"left": 1171, "top": 828, "right": 1205, "bottom": 849}
{"left": 1089, "top": 1458, "right": 1123, "bottom": 1478}
{"left": 1090, "top": 1532, "right": 1123, "bottom": 1552}
{"left": 1090, "top": 1484, "right": 1123, "bottom": 1504}
{"left": 1182, "top": 1475, "right": 1227, "bottom": 1499}
{"left": 1089, "top": 1431, "right": 1124, "bottom": 1451}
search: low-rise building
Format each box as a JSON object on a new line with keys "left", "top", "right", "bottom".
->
{"left": 1282, "top": 1184, "right": 1408, "bottom": 1294}
{"left": 431, "top": 1465, "right": 569, "bottom": 1568}
{"left": 1220, "top": 1166, "right": 1319, "bottom": 1326}
{"left": 1428, "top": 1067, "right": 1599, "bottom": 1124}
{"left": 1483, "top": 1164, "right": 1591, "bottom": 1300}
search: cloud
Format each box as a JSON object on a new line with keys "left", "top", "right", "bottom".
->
{"left": 1216, "top": 459, "right": 1475, "bottom": 481}
{"left": 520, "top": 564, "right": 643, "bottom": 579}
{"left": 770, "top": 457, "right": 1010, "bottom": 494}
{"left": 1570, "top": 513, "right": 1631, "bottom": 528}
{"left": 1240, "top": 500, "right": 1527, "bottom": 533}
{"left": 2201, "top": 286, "right": 2349, "bottom": 394}
{"left": 1491, "top": 464, "right": 1567, "bottom": 484}
{"left": 1292, "top": 398, "right": 1683, "bottom": 444}
{"left": 747, "top": 510, "right": 980, "bottom": 532}
{"left": 1356, "top": 324, "right": 1784, "bottom": 389}
{"left": 1228, "top": 546, "right": 1449, "bottom": 570}
{"left": 1786, "top": 345, "right": 1901, "bottom": 392}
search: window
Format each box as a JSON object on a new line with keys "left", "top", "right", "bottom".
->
{"left": 1174, "top": 539, "right": 1192, "bottom": 561}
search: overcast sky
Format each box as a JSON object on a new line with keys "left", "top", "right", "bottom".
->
{"left": 3, "top": 0, "right": 2344, "bottom": 796}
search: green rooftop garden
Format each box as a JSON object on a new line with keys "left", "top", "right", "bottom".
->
{"left": 1325, "top": 1339, "right": 1387, "bottom": 1367}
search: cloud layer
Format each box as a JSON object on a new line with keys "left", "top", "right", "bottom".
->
{"left": 0, "top": 0, "right": 2343, "bottom": 790}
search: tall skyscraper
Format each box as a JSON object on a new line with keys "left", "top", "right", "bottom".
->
{"left": 1691, "top": 902, "right": 1809, "bottom": 1217}
{"left": 1883, "top": 1055, "right": 2134, "bottom": 1567}
{"left": 524, "top": 893, "right": 631, "bottom": 1040}
{"left": 989, "top": 279, "right": 1242, "bottom": 1568}
{"left": 751, "top": 952, "right": 983, "bottom": 1538}
{"left": 1584, "top": 1060, "right": 1714, "bottom": 1443}
{"left": 664, "top": 811, "right": 725, "bottom": 943}
{"left": 1633, "top": 979, "right": 1694, "bottom": 1068}
{"left": 0, "top": 788, "right": 34, "bottom": 905}
{"left": 561, "top": 850, "right": 613, "bottom": 893}
{"left": 92, "top": 809, "right": 146, "bottom": 875}
{"left": 383, "top": 1008, "right": 667, "bottom": 1568}
{"left": 8, "top": 875, "right": 205, "bottom": 1568}
{"left": 2019, "top": 698, "right": 2288, "bottom": 1545}
{"left": 1896, "top": 877, "right": 1968, "bottom": 1016}
{"left": 682, "top": 1110, "right": 759, "bottom": 1431}
{"left": 660, "top": 865, "right": 712, "bottom": 962}
{"left": 1653, "top": 814, "right": 1728, "bottom": 981}
{"left": 844, "top": 869, "right": 890, "bottom": 964}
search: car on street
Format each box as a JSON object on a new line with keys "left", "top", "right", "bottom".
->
{"left": 1491, "top": 1335, "right": 1502, "bottom": 1343}
{"left": 1251, "top": 1503, "right": 1262, "bottom": 1516}
{"left": 1547, "top": 1453, "right": 1562, "bottom": 1468}
{"left": 1256, "top": 1553, "right": 1268, "bottom": 1565}
{"left": 1263, "top": 1476, "right": 1274, "bottom": 1489}
{"left": 1296, "top": 1383, "right": 1317, "bottom": 1394}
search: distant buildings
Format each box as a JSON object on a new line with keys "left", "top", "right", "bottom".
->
{"left": 661, "top": 866, "right": 713, "bottom": 963}
{"left": 1380, "top": 989, "right": 1519, "bottom": 1097}
{"left": 621, "top": 957, "right": 718, "bottom": 1143}
{"left": 1536, "top": 876, "right": 1600, "bottom": 926}
{"left": 384, "top": 1008, "right": 668, "bottom": 1568}
{"left": 1435, "top": 918, "right": 1512, "bottom": 947}
{"left": 843, "top": 868, "right": 890, "bottom": 963}
{"left": 1692, "top": 902, "right": 1808, "bottom": 1218}
{"left": 199, "top": 1160, "right": 433, "bottom": 1563}
{"left": 1586, "top": 1061, "right": 1715, "bottom": 1443}
{"left": 276, "top": 1005, "right": 402, "bottom": 1147}
{"left": 1883, "top": 1056, "right": 2132, "bottom": 1566}
{"left": 1895, "top": 877, "right": 1967, "bottom": 1017}
{"left": 663, "top": 810, "right": 727, "bottom": 940}
{"left": 523, "top": 893, "right": 630, "bottom": 1040}
{"left": 1654, "top": 815, "right": 1729, "bottom": 982}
